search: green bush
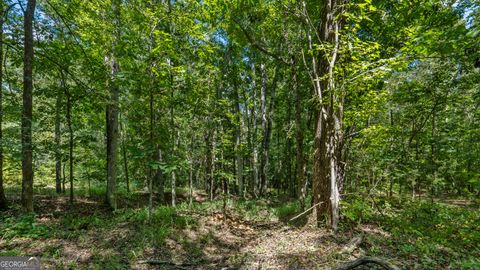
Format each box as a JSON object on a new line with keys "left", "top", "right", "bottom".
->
{"left": 342, "top": 198, "right": 375, "bottom": 224}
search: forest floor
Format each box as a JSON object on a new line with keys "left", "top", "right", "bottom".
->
{"left": 0, "top": 188, "right": 479, "bottom": 269}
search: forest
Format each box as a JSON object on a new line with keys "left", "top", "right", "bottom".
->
{"left": 0, "top": 0, "right": 479, "bottom": 269}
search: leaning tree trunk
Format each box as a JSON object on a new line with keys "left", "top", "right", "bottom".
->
{"left": 21, "top": 0, "right": 36, "bottom": 212}
{"left": 0, "top": 2, "right": 7, "bottom": 210}
{"left": 312, "top": 0, "right": 343, "bottom": 230}
{"left": 105, "top": 0, "right": 121, "bottom": 210}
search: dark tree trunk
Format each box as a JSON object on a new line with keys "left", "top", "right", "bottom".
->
{"left": 21, "top": 0, "right": 36, "bottom": 212}
{"left": 55, "top": 76, "right": 63, "bottom": 194}
{"left": 251, "top": 64, "right": 259, "bottom": 197}
{"left": 234, "top": 84, "right": 244, "bottom": 197}
{"left": 105, "top": 0, "right": 121, "bottom": 210}
{"left": 293, "top": 58, "right": 306, "bottom": 209}
{"left": 0, "top": 2, "right": 7, "bottom": 210}
{"left": 148, "top": 90, "right": 154, "bottom": 219}
{"left": 62, "top": 162, "right": 66, "bottom": 193}
{"left": 121, "top": 117, "right": 129, "bottom": 193}
{"left": 66, "top": 92, "right": 74, "bottom": 204}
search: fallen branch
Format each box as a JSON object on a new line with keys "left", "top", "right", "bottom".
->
{"left": 333, "top": 256, "right": 400, "bottom": 270}
{"left": 289, "top": 202, "right": 323, "bottom": 222}
{"left": 340, "top": 235, "right": 363, "bottom": 254}
{"left": 138, "top": 260, "right": 193, "bottom": 270}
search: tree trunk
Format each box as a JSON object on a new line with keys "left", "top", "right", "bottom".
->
{"left": 55, "top": 76, "right": 63, "bottom": 194}
{"left": 21, "top": 0, "right": 36, "bottom": 212}
{"left": 66, "top": 92, "right": 74, "bottom": 204}
{"left": 148, "top": 90, "right": 154, "bottom": 220}
{"left": 312, "top": 0, "right": 343, "bottom": 230}
{"left": 259, "top": 63, "right": 268, "bottom": 196}
{"left": 120, "top": 117, "right": 129, "bottom": 193}
{"left": 388, "top": 110, "right": 393, "bottom": 197}
{"left": 62, "top": 162, "right": 66, "bottom": 193}
{"left": 293, "top": 58, "right": 306, "bottom": 209}
{"left": 105, "top": 0, "right": 121, "bottom": 210}
{"left": 234, "top": 84, "right": 244, "bottom": 197}
{"left": 0, "top": 2, "right": 7, "bottom": 210}
{"left": 155, "top": 147, "right": 164, "bottom": 202}
{"left": 205, "top": 128, "right": 213, "bottom": 199}
{"left": 251, "top": 64, "right": 259, "bottom": 197}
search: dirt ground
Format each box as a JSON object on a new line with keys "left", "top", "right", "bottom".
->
{"left": 0, "top": 193, "right": 399, "bottom": 270}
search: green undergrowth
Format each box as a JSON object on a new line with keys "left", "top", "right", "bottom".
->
{"left": 0, "top": 213, "right": 51, "bottom": 240}
{"left": 342, "top": 196, "right": 480, "bottom": 269}
{"left": 185, "top": 196, "right": 302, "bottom": 222}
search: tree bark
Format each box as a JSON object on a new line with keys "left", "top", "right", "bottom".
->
{"left": 105, "top": 0, "right": 121, "bottom": 210}
{"left": 205, "top": 128, "right": 213, "bottom": 199}
{"left": 293, "top": 58, "right": 306, "bottom": 209}
{"left": 21, "top": 0, "right": 36, "bottom": 212}
{"left": 55, "top": 76, "right": 62, "bottom": 194}
{"left": 234, "top": 82, "right": 244, "bottom": 197}
{"left": 120, "top": 115, "right": 129, "bottom": 193}
{"left": 66, "top": 90, "right": 74, "bottom": 204}
{"left": 0, "top": 2, "right": 7, "bottom": 210}
{"left": 148, "top": 89, "right": 154, "bottom": 220}
{"left": 251, "top": 63, "right": 259, "bottom": 197}
{"left": 259, "top": 63, "right": 268, "bottom": 195}
{"left": 62, "top": 162, "right": 66, "bottom": 193}
{"left": 312, "top": 0, "right": 343, "bottom": 230}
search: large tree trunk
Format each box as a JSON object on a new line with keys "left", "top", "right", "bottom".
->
{"left": 55, "top": 81, "right": 62, "bottom": 194}
{"left": 0, "top": 2, "right": 7, "bottom": 210}
{"left": 105, "top": 0, "right": 121, "bottom": 210}
{"left": 21, "top": 0, "right": 36, "bottom": 212}
{"left": 312, "top": 0, "right": 343, "bottom": 230}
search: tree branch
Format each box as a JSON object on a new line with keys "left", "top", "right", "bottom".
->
{"left": 333, "top": 256, "right": 400, "bottom": 270}
{"left": 232, "top": 18, "right": 289, "bottom": 65}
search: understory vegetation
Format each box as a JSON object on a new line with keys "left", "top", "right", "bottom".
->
{"left": 1, "top": 187, "right": 479, "bottom": 269}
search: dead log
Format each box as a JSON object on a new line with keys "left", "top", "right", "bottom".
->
{"left": 333, "top": 256, "right": 400, "bottom": 270}
{"left": 340, "top": 235, "right": 363, "bottom": 254}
